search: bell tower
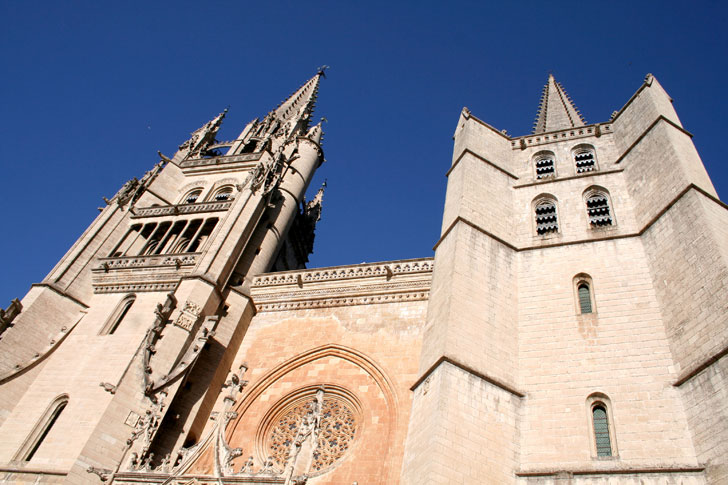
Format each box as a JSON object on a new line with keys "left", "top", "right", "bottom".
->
{"left": 0, "top": 71, "right": 328, "bottom": 484}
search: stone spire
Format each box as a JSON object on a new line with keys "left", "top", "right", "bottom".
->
{"left": 532, "top": 74, "right": 585, "bottom": 134}
{"left": 271, "top": 68, "right": 326, "bottom": 135}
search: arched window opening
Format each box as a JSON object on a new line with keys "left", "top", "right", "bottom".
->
{"left": 535, "top": 199, "right": 558, "bottom": 235}
{"left": 213, "top": 186, "right": 234, "bottom": 202}
{"left": 578, "top": 283, "right": 592, "bottom": 313}
{"left": 183, "top": 189, "right": 203, "bottom": 204}
{"left": 187, "top": 218, "right": 219, "bottom": 252}
{"left": 592, "top": 404, "right": 612, "bottom": 456}
{"left": 586, "top": 192, "right": 613, "bottom": 227}
{"left": 109, "top": 224, "right": 142, "bottom": 257}
{"left": 574, "top": 146, "right": 597, "bottom": 173}
{"left": 534, "top": 152, "right": 556, "bottom": 179}
{"left": 16, "top": 395, "right": 68, "bottom": 462}
{"left": 102, "top": 294, "right": 136, "bottom": 335}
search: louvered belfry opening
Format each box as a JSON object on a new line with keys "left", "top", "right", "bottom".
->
{"left": 586, "top": 193, "right": 612, "bottom": 226}
{"left": 575, "top": 150, "right": 596, "bottom": 173}
{"left": 535, "top": 200, "right": 558, "bottom": 235}
{"left": 535, "top": 156, "right": 556, "bottom": 179}
{"left": 592, "top": 405, "right": 612, "bottom": 456}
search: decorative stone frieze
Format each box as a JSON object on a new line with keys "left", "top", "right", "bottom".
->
{"left": 131, "top": 200, "right": 232, "bottom": 219}
{"left": 92, "top": 254, "right": 200, "bottom": 294}
{"left": 253, "top": 258, "right": 433, "bottom": 287}
{"left": 251, "top": 258, "right": 433, "bottom": 312}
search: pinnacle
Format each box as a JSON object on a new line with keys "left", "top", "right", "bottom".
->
{"left": 532, "top": 74, "right": 585, "bottom": 134}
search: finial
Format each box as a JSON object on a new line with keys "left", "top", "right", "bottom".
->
{"left": 317, "top": 65, "right": 330, "bottom": 78}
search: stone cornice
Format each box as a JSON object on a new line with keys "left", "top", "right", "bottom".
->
{"left": 251, "top": 258, "right": 433, "bottom": 312}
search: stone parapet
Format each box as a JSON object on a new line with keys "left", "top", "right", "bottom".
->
{"left": 251, "top": 258, "right": 433, "bottom": 312}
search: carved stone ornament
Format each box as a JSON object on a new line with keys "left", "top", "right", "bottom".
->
{"left": 174, "top": 300, "right": 202, "bottom": 331}
{"left": 124, "top": 391, "right": 168, "bottom": 472}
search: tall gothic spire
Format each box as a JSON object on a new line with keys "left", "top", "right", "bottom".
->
{"left": 532, "top": 74, "right": 585, "bottom": 134}
{"left": 271, "top": 68, "right": 325, "bottom": 132}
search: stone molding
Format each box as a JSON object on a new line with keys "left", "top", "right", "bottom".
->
{"left": 515, "top": 466, "right": 705, "bottom": 478}
{"left": 251, "top": 258, "right": 433, "bottom": 312}
{"left": 93, "top": 282, "right": 180, "bottom": 294}
{"left": 131, "top": 201, "right": 232, "bottom": 219}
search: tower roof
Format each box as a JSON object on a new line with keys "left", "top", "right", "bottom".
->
{"left": 272, "top": 68, "right": 326, "bottom": 127}
{"left": 532, "top": 74, "right": 586, "bottom": 134}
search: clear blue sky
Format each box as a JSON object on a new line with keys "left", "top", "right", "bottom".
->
{"left": 1, "top": 1, "right": 727, "bottom": 303}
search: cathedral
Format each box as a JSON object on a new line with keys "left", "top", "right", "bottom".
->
{"left": 0, "top": 70, "right": 726, "bottom": 484}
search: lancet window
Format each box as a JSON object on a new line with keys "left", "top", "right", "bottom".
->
{"left": 574, "top": 274, "right": 596, "bottom": 314}
{"left": 15, "top": 395, "right": 69, "bottom": 462}
{"left": 101, "top": 294, "right": 136, "bottom": 335}
{"left": 586, "top": 393, "right": 616, "bottom": 458}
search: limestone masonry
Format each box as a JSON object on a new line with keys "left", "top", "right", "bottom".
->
{"left": 0, "top": 71, "right": 726, "bottom": 484}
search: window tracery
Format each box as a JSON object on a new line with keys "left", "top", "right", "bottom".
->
{"left": 264, "top": 388, "right": 359, "bottom": 477}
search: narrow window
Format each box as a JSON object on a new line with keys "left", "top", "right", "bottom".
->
{"left": 574, "top": 147, "right": 597, "bottom": 173}
{"left": 578, "top": 283, "right": 592, "bottom": 313}
{"left": 586, "top": 193, "right": 613, "bottom": 227}
{"left": 16, "top": 395, "right": 68, "bottom": 462}
{"left": 534, "top": 153, "right": 556, "bottom": 179}
{"left": 535, "top": 199, "right": 558, "bottom": 235}
{"left": 101, "top": 294, "right": 136, "bottom": 335}
{"left": 592, "top": 405, "right": 612, "bottom": 456}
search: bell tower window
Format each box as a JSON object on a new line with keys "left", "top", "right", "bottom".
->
{"left": 573, "top": 145, "right": 597, "bottom": 173}
{"left": 534, "top": 198, "right": 559, "bottom": 235}
{"left": 534, "top": 151, "right": 556, "bottom": 179}
{"left": 584, "top": 188, "right": 614, "bottom": 227}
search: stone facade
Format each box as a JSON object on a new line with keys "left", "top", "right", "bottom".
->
{"left": 0, "top": 72, "right": 726, "bottom": 485}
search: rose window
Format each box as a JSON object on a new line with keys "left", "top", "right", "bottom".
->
{"left": 262, "top": 387, "right": 359, "bottom": 476}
